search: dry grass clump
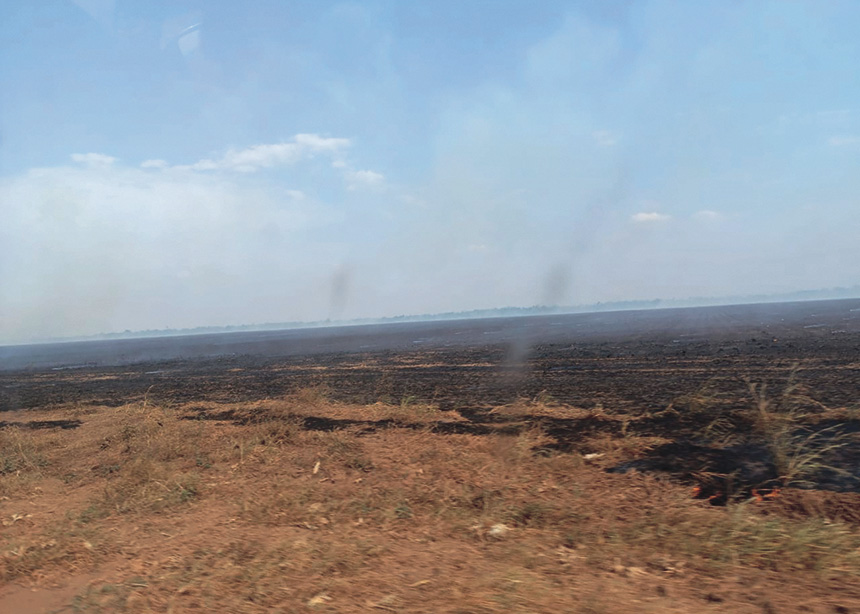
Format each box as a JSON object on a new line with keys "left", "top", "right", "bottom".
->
{"left": 488, "top": 391, "right": 584, "bottom": 420}
{"left": 1, "top": 520, "right": 104, "bottom": 583}
{"left": 95, "top": 459, "right": 200, "bottom": 517}
{"left": 666, "top": 385, "right": 715, "bottom": 416}
{"left": 485, "top": 424, "right": 557, "bottom": 465}
{"left": 81, "top": 401, "right": 211, "bottom": 517}
{"left": 0, "top": 427, "right": 50, "bottom": 497}
{"left": 660, "top": 366, "right": 857, "bottom": 491}
{"left": 366, "top": 397, "right": 446, "bottom": 424}
{"left": 604, "top": 498, "right": 860, "bottom": 574}
{"left": 107, "top": 401, "right": 201, "bottom": 460}
{"left": 746, "top": 376, "right": 852, "bottom": 488}
{"left": 71, "top": 536, "right": 394, "bottom": 613}
{"left": 229, "top": 400, "right": 305, "bottom": 450}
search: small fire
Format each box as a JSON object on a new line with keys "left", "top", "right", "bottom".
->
{"left": 751, "top": 488, "right": 781, "bottom": 502}
{"left": 692, "top": 485, "right": 724, "bottom": 501}
{"left": 692, "top": 485, "right": 782, "bottom": 503}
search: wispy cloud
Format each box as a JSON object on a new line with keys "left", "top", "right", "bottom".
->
{"left": 294, "top": 133, "right": 351, "bottom": 151}
{"left": 631, "top": 212, "right": 671, "bottom": 223}
{"left": 172, "top": 134, "right": 352, "bottom": 173}
{"left": 71, "top": 153, "right": 117, "bottom": 168}
{"left": 345, "top": 169, "right": 385, "bottom": 190}
{"left": 141, "top": 159, "right": 169, "bottom": 169}
{"left": 186, "top": 143, "right": 303, "bottom": 172}
{"left": 694, "top": 209, "right": 721, "bottom": 220}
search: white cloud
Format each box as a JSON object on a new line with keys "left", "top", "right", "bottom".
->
{"left": 190, "top": 143, "right": 303, "bottom": 172}
{"left": 0, "top": 155, "right": 348, "bottom": 343}
{"left": 71, "top": 153, "right": 117, "bottom": 168}
{"left": 171, "top": 134, "right": 352, "bottom": 173}
{"left": 828, "top": 135, "right": 860, "bottom": 146}
{"left": 141, "top": 159, "right": 168, "bottom": 169}
{"left": 294, "top": 133, "right": 351, "bottom": 151}
{"left": 631, "top": 212, "right": 671, "bottom": 223}
{"left": 185, "top": 158, "right": 219, "bottom": 171}
{"left": 345, "top": 169, "right": 385, "bottom": 190}
{"left": 694, "top": 209, "right": 722, "bottom": 220}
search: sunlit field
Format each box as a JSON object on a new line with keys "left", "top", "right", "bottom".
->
{"left": 2, "top": 302, "right": 859, "bottom": 612}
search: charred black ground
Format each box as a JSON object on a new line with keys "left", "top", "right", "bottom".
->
{"left": 3, "top": 298, "right": 859, "bottom": 498}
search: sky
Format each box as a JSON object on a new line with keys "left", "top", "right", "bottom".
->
{"left": 1, "top": 0, "right": 859, "bottom": 343}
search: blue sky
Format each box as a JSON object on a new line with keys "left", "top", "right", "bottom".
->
{"left": 1, "top": 0, "right": 859, "bottom": 342}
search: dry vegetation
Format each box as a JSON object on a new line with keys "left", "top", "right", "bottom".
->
{"left": 1, "top": 386, "right": 859, "bottom": 613}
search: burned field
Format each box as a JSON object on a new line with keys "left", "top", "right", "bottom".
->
{"left": 5, "top": 300, "right": 860, "bottom": 499}
{"left": 1, "top": 299, "right": 860, "bottom": 612}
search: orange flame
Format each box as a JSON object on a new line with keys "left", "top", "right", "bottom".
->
{"left": 751, "top": 488, "right": 781, "bottom": 503}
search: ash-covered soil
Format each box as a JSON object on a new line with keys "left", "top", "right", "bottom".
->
{"left": 2, "top": 298, "right": 859, "bottom": 496}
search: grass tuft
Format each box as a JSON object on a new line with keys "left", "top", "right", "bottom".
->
{"left": 746, "top": 370, "right": 851, "bottom": 487}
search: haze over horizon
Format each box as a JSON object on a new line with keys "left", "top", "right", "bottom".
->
{"left": 2, "top": 1, "right": 859, "bottom": 345}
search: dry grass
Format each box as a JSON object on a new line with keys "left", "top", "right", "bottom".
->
{"left": 0, "top": 427, "right": 51, "bottom": 497}
{"left": 746, "top": 369, "right": 853, "bottom": 487}
{"left": 1, "top": 391, "right": 859, "bottom": 612}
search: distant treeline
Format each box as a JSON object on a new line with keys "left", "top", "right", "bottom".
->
{"left": 73, "top": 284, "right": 860, "bottom": 343}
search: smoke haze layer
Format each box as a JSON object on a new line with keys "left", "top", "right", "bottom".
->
{"left": 2, "top": 1, "right": 859, "bottom": 343}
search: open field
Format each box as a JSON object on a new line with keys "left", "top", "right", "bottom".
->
{"left": 1, "top": 299, "right": 859, "bottom": 612}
